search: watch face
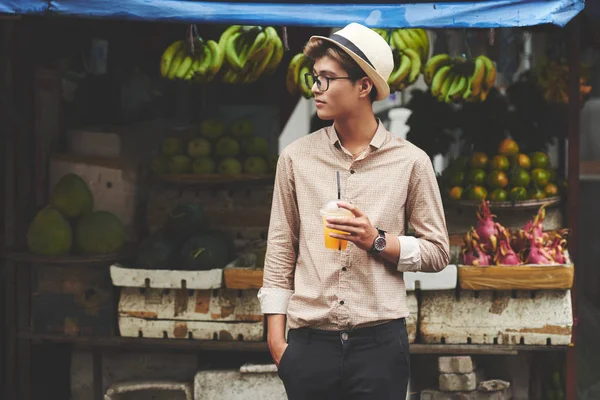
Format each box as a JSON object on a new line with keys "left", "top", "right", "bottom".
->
{"left": 374, "top": 236, "right": 386, "bottom": 251}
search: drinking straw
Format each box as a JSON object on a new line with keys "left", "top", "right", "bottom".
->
{"left": 337, "top": 171, "right": 341, "bottom": 200}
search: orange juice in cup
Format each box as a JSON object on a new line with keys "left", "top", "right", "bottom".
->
{"left": 319, "top": 200, "right": 354, "bottom": 250}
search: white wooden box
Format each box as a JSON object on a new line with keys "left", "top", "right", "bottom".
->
{"left": 404, "top": 265, "right": 458, "bottom": 291}
{"left": 110, "top": 264, "right": 223, "bottom": 290}
{"left": 419, "top": 289, "right": 573, "bottom": 345}
{"left": 118, "top": 287, "right": 264, "bottom": 341}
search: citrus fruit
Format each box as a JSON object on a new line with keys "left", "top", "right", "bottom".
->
{"left": 470, "top": 152, "right": 489, "bottom": 169}
{"left": 509, "top": 186, "right": 527, "bottom": 201}
{"left": 547, "top": 169, "right": 558, "bottom": 183}
{"left": 498, "top": 138, "right": 520, "bottom": 157}
{"left": 510, "top": 168, "right": 531, "bottom": 188}
{"left": 448, "top": 171, "right": 465, "bottom": 186}
{"left": 528, "top": 187, "right": 547, "bottom": 200}
{"left": 544, "top": 183, "right": 559, "bottom": 197}
{"left": 489, "top": 155, "right": 510, "bottom": 171}
{"left": 466, "top": 168, "right": 487, "bottom": 186}
{"left": 449, "top": 186, "right": 463, "bottom": 200}
{"left": 530, "top": 152, "right": 549, "bottom": 169}
{"left": 487, "top": 170, "right": 509, "bottom": 189}
{"left": 531, "top": 168, "right": 550, "bottom": 187}
{"left": 489, "top": 189, "right": 508, "bottom": 202}
{"left": 466, "top": 186, "right": 488, "bottom": 201}
{"left": 516, "top": 153, "right": 531, "bottom": 170}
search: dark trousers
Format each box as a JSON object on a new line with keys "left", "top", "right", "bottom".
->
{"left": 277, "top": 318, "right": 410, "bottom": 400}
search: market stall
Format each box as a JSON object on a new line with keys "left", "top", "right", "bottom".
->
{"left": 0, "top": 0, "right": 591, "bottom": 399}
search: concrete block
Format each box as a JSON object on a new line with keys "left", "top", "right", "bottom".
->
{"left": 438, "top": 356, "right": 476, "bottom": 374}
{"left": 439, "top": 371, "right": 482, "bottom": 392}
{"left": 420, "top": 389, "right": 511, "bottom": 400}
{"left": 194, "top": 369, "right": 286, "bottom": 399}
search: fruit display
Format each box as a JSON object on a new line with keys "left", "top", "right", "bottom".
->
{"left": 150, "top": 118, "right": 278, "bottom": 176}
{"left": 461, "top": 200, "right": 569, "bottom": 266}
{"left": 160, "top": 38, "right": 223, "bottom": 83}
{"left": 532, "top": 55, "right": 592, "bottom": 104}
{"left": 135, "top": 202, "right": 236, "bottom": 271}
{"left": 159, "top": 25, "right": 284, "bottom": 85}
{"left": 26, "top": 174, "right": 126, "bottom": 256}
{"left": 442, "top": 138, "right": 564, "bottom": 202}
{"left": 424, "top": 53, "right": 497, "bottom": 103}
{"left": 219, "top": 25, "right": 284, "bottom": 85}
{"left": 286, "top": 53, "right": 314, "bottom": 98}
{"left": 372, "top": 28, "right": 430, "bottom": 92}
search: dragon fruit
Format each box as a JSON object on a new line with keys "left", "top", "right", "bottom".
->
{"left": 461, "top": 227, "right": 491, "bottom": 266}
{"left": 494, "top": 224, "right": 520, "bottom": 265}
{"left": 526, "top": 237, "right": 554, "bottom": 265}
{"left": 475, "top": 200, "right": 498, "bottom": 253}
{"left": 511, "top": 204, "right": 548, "bottom": 253}
{"left": 545, "top": 228, "right": 570, "bottom": 264}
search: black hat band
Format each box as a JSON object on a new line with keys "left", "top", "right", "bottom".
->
{"left": 330, "top": 33, "right": 375, "bottom": 70}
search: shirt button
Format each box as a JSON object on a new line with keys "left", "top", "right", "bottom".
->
{"left": 340, "top": 300, "right": 345, "bottom": 305}
{"left": 341, "top": 332, "right": 349, "bottom": 340}
{"left": 350, "top": 170, "right": 355, "bottom": 174}
{"left": 342, "top": 267, "right": 347, "bottom": 272}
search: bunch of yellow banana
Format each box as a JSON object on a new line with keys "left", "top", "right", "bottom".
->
{"left": 373, "top": 28, "right": 430, "bottom": 65}
{"left": 386, "top": 47, "right": 422, "bottom": 92}
{"left": 160, "top": 38, "right": 223, "bottom": 83}
{"left": 424, "top": 53, "right": 497, "bottom": 103}
{"left": 218, "top": 25, "right": 284, "bottom": 85}
{"left": 533, "top": 57, "right": 592, "bottom": 104}
{"left": 285, "top": 53, "right": 314, "bottom": 99}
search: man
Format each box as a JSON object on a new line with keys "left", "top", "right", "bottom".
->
{"left": 258, "top": 22, "right": 450, "bottom": 400}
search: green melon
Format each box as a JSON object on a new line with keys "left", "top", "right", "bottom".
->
{"left": 135, "top": 230, "right": 177, "bottom": 269}
{"left": 179, "top": 231, "right": 235, "bottom": 270}
{"left": 26, "top": 206, "right": 73, "bottom": 256}
{"left": 50, "top": 174, "right": 94, "bottom": 219}
{"left": 75, "top": 211, "right": 126, "bottom": 255}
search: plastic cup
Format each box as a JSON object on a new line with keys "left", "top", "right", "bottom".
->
{"left": 319, "top": 200, "right": 354, "bottom": 250}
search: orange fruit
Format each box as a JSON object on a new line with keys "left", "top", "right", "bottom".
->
{"left": 499, "top": 138, "right": 520, "bottom": 157}
{"left": 528, "top": 187, "right": 547, "bottom": 200}
{"left": 489, "top": 155, "right": 510, "bottom": 171}
{"left": 466, "top": 186, "right": 488, "bottom": 201}
{"left": 470, "top": 152, "right": 489, "bottom": 169}
{"left": 466, "top": 168, "right": 487, "bottom": 186}
{"left": 449, "top": 186, "right": 463, "bottom": 200}
{"left": 487, "top": 170, "right": 509, "bottom": 189}
{"left": 530, "top": 152, "right": 550, "bottom": 169}
{"left": 531, "top": 168, "right": 550, "bottom": 187}
{"left": 489, "top": 188, "right": 508, "bottom": 202}
{"left": 510, "top": 168, "right": 531, "bottom": 188}
{"left": 516, "top": 154, "right": 531, "bottom": 170}
{"left": 544, "top": 183, "right": 559, "bottom": 197}
{"left": 509, "top": 186, "right": 528, "bottom": 201}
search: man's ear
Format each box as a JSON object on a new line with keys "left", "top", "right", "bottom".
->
{"left": 358, "top": 77, "right": 374, "bottom": 98}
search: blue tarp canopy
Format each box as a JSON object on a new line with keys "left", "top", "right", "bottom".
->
{"left": 0, "top": 0, "right": 585, "bottom": 28}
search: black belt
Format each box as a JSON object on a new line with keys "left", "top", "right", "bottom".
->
{"left": 288, "top": 318, "right": 405, "bottom": 342}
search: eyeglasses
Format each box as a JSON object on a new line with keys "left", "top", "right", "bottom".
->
{"left": 304, "top": 73, "right": 354, "bottom": 92}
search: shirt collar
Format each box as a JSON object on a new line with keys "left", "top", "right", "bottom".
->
{"left": 326, "top": 119, "right": 387, "bottom": 150}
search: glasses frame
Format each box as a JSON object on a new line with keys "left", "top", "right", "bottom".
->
{"left": 304, "top": 73, "right": 355, "bottom": 92}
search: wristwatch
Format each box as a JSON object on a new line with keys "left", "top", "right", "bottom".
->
{"left": 369, "top": 227, "right": 387, "bottom": 254}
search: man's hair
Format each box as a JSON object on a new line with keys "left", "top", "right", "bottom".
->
{"left": 304, "top": 38, "right": 378, "bottom": 102}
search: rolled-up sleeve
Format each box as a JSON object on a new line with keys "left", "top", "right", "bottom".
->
{"left": 399, "top": 153, "right": 450, "bottom": 272}
{"left": 258, "top": 149, "right": 299, "bottom": 314}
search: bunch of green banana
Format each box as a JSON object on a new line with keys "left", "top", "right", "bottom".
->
{"left": 219, "top": 25, "right": 284, "bottom": 85}
{"left": 424, "top": 53, "right": 497, "bottom": 103}
{"left": 285, "top": 53, "right": 314, "bottom": 99}
{"left": 387, "top": 47, "right": 422, "bottom": 92}
{"left": 373, "top": 28, "right": 430, "bottom": 65}
{"left": 160, "top": 38, "right": 223, "bottom": 83}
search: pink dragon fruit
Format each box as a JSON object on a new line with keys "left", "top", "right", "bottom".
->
{"left": 494, "top": 224, "right": 521, "bottom": 265}
{"left": 475, "top": 200, "right": 498, "bottom": 253}
{"left": 511, "top": 204, "right": 548, "bottom": 253}
{"left": 461, "top": 227, "right": 491, "bottom": 266}
{"left": 545, "top": 228, "right": 570, "bottom": 264}
{"left": 526, "top": 237, "right": 554, "bottom": 265}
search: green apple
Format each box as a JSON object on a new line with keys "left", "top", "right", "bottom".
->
{"left": 169, "top": 155, "right": 192, "bottom": 173}
{"left": 187, "top": 137, "right": 212, "bottom": 159}
{"left": 192, "top": 157, "right": 216, "bottom": 174}
{"left": 218, "top": 157, "right": 242, "bottom": 175}
{"left": 243, "top": 156, "right": 268, "bottom": 174}
{"left": 243, "top": 137, "right": 269, "bottom": 157}
{"left": 200, "top": 119, "right": 225, "bottom": 140}
{"left": 229, "top": 119, "right": 254, "bottom": 138}
{"left": 215, "top": 136, "right": 240, "bottom": 157}
{"left": 162, "top": 137, "right": 184, "bottom": 156}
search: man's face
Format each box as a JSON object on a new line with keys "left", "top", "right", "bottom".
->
{"left": 311, "top": 55, "right": 362, "bottom": 121}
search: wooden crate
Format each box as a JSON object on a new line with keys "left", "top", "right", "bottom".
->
{"left": 458, "top": 264, "right": 574, "bottom": 291}
{"left": 118, "top": 287, "right": 264, "bottom": 341}
{"left": 32, "top": 264, "right": 115, "bottom": 336}
{"left": 110, "top": 263, "right": 224, "bottom": 290}
{"left": 419, "top": 289, "right": 573, "bottom": 345}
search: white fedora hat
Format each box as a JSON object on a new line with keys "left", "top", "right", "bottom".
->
{"left": 309, "top": 23, "right": 394, "bottom": 101}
